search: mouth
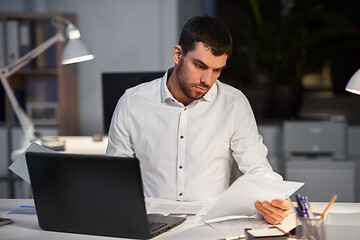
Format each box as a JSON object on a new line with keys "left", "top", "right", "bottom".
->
{"left": 193, "top": 86, "right": 208, "bottom": 93}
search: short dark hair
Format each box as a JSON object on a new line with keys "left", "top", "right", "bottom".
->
{"left": 179, "top": 16, "right": 233, "bottom": 57}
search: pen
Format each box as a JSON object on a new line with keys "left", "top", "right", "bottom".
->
{"left": 300, "top": 196, "right": 309, "bottom": 217}
{"left": 295, "top": 194, "right": 306, "bottom": 217}
{"left": 304, "top": 196, "right": 314, "bottom": 218}
{"left": 295, "top": 194, "right": 304, "bottom": 212}
{"left": 286, "top": 196, "right": 301, "bottom": 217}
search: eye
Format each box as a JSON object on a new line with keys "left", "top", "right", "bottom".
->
{"left": 213, "top": 68, "right": 222, "bottom": 73}
{"left": 194, "top": 62, "right": 207, "bottom": 70}
{"left": 197, "top": 64, "right": 206, "bottom": 70}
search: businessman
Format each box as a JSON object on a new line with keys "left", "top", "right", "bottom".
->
{"left": 106, "top": 16, "right": 290, "bottom": 224}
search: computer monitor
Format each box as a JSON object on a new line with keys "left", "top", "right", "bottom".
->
{"left": 102, "top": 72, "right": 164, "bottom": 134}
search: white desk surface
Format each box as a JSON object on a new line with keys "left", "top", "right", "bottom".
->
{"left": 1, "top": 199, "right": 360, "bottom": 240}
{"left": 0, "top": 199, "right": 220, "bottom": 240}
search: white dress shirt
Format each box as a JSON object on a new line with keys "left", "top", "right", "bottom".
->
{"left": 106, "top": 69, "right": 282, "bottom": 202}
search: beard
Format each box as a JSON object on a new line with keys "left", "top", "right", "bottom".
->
{"left": 176, "top": 59, "right": 211, "bottom": 101}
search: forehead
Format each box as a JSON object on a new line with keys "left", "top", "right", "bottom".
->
{"left": 185, "top": 42, "right": 228, "bottom": 69}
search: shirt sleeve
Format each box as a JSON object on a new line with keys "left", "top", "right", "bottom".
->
{"left": 106, "top": 92, "right": 135, "bottom": 157}
{"left": 230, "top": 95, "right": 283, "bottom": 181}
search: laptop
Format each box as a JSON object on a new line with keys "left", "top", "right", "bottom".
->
{"left": 26, "top": 152, "right": 186, "bottom": 239}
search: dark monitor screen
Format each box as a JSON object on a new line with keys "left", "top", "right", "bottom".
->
{"left": 102, "top": 72, "right": 165, "bottom": 134}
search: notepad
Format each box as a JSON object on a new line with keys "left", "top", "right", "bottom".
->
{"left": 7, "top": 205, "right": 36, "bottom": 215}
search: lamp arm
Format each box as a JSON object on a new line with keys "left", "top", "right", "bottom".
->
{"left": 0, "top": 31, "right": 65, "bottom": 147}
{"left": 5, "top": 31, "right": 65, "bottom": 76}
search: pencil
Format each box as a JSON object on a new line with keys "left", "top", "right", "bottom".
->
{"left": 315, "top": 194, "right": 337, "bottom": 226}
{"left": 319, "top": 194, "right": 337, "bottom": 218}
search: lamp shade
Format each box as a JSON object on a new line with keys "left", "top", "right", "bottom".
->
{"left": 62, "top": 38, "right": 94, "bottom": 65}
{"left": 345, "top": 69, "right": 360, "bottom": 95}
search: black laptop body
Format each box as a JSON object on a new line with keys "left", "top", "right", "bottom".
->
{"left": 26, "top": 152, "right": 185, "bottom": 239}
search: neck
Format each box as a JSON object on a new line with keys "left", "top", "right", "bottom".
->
{"left": 167, "top": 68, "right": 192, "bottom": 106}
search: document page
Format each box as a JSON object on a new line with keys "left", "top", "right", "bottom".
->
{"left": 145, "top": 198, "right": 210, "bottom": 223}
{"left": 206, "top": 216, "right": 273, "bottom": 238}
{"left": 203, "top": 174, "right": 303, "bottom": 221}
{"left": 9, "top": 142, "right": 55, "bottom": 183}
{"left": 205, "top": 209, "right": 297, "bottom": 238}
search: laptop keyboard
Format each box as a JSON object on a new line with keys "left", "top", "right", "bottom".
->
{"left": 149, "top": 221, "right": 167, "bottom": 232}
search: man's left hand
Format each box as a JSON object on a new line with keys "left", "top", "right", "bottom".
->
{"left": 254, "top": 199, "right": 290, "bottom": 225}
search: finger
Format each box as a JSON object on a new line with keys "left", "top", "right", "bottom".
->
{"left": 255, "top": 201, "right": 283, "bottom": 224}
{"left": 264, "top": 201, "right": 290, "bottom": 218}
{"left": 256, "top": 206, "right": 280, "bottom": 224}
{"left": 271, "top": 199, "right": 291, "bottom": 210}
{"left": 259, "top": 201, "right": 290, "bottom": 225}
{"left": 260, "top": 202, "right": 284, "bottom": 223}
{"left": 255, "top": 201, "right": 290, "bottom": 222}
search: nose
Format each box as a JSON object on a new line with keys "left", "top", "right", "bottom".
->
{"left": 200, "top": 70, "right": 212, "bottom": 86}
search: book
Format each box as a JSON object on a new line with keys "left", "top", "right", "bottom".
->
{"left": 34, "top": 21, "right": 46, "bottom": 69}
{"left": 18, "top": 20, "right": 35, "bottom": 69}
{"left": 6, "top": 20, "right": 19, "bottom": 65}
{"left": 43, "top": 21, "right": 57, "bottom": 68}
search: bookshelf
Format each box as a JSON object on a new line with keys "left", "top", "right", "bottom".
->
{"left": 0, "top": 12, "right": 80, "bottom": 198}
{"left": 0, "top": 12, "right": 79, "bottom": 135}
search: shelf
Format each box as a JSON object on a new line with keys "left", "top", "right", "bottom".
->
{"left": 16, "top": 68, "right": 58, "bottom": 76}
{"left": 0, "top": 12, "right": 79, "bottom": 135}
{"left": 0, "top": 12, "right": 74, "bottom": 21}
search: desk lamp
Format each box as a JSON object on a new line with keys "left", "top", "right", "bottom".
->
{"left": 0, "top": 16, "right": 94, "bottom": 149}
{"left": 345, "top": 69, "right": 360, "bottom": 95}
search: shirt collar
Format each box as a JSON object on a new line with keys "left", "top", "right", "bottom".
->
{"left": 160, "top": 68, "right": 218, "bottom": 103}
{"left": 160, "top": 69, "right": 175, "bottom": 102}
{"left": 202, "top": 81, "right": 217, "bottom": 102}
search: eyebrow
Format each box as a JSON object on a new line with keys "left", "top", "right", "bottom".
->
{"left": 193, "top": 59, "right": 227, "bottom": 71}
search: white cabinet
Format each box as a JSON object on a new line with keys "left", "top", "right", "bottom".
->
{"left": 286, "top": 160, "right": 355, "bottom": 202}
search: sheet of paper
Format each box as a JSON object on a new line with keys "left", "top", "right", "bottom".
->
{"left": 145, "top": 197, "right": 209, "bottom": 223}
{"left": 206, "top": 216, "right": 272, "bottom": 238}
{"left": 8, "top": 142, "right": 55, "bottom": 183}
{"left": 205, "top": 207, "right": 297, "bottom": 238}
{"left": 203, "top": 174, "right": 303, "bottom": 221}
{"left": 277, "top": 210, "right": 297, "bottom": 233}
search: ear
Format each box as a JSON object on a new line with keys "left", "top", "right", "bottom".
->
{"left": 172, "top": 45, "right": 183, "bottom": 64}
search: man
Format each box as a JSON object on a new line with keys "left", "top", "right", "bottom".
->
{"left": 106, "top": 16, "right": 290, "bottom": 224}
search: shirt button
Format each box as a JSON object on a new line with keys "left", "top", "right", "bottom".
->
{"left": 179, "top": 166, "right": 183, "bottom": 169}
{"left": 184, "top": 108, "right": 187, "bottom": 111}
{"left": 179, "top": 193, "right": 183, "bottom": 196}
{"left": 180, "top": 136, "right": 184, "bottom": 139}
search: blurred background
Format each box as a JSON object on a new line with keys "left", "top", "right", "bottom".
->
{"left": 0, "top": 0, "right": 359, "bottom": 202}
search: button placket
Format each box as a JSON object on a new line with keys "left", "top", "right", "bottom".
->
{"left": 177, "top": 107, "right": 188, "bottom": 200}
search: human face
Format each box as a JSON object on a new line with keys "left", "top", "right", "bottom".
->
{"left": 169, "top": 42, "right": 228, "bottom": 105}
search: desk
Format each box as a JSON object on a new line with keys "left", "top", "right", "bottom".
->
{"left": 1, "top": 199, "right": 360, "bottom": 240}
{"left": 0, "top": 199, "right": 222, "bottom": 240}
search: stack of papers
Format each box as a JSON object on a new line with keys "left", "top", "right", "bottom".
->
{"left": 203, "top": 174, "right": 303, "bottom": 221}
{"left": 145, "top": 198, "right": 208, "bottom": 223}
{"left": 202, "top": 174, "right": 303, "bottom": 238}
